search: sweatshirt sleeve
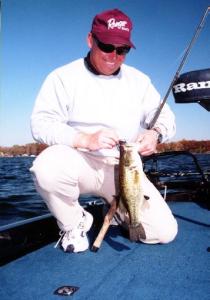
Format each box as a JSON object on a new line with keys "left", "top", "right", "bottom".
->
{"left": 140, "top": 81, "right": 176, "bottom": 142}
{"left": 31, "top": 71, "right": 77, "bottom": 146}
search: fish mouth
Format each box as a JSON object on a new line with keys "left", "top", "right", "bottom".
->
{"left": 119, "top": 140, "right": 137, "bottom": 148}
{"left": 119, "top": 139, "right": 126, "bottom": 146}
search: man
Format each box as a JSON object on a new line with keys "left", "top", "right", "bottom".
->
{"left": 30, "top": 9, "right": 178, "bottom": 253}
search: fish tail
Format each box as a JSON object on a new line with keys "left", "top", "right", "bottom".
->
{"left": 129, "top": 223, "right": 146, "bottom": 241}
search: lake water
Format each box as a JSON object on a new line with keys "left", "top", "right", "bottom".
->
{"left": 0, "top": 154, "right": 209, "bottom": 227}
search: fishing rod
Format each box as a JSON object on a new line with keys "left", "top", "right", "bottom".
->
{"left": 148, "top": 6, "right": 210, "bottom": 129}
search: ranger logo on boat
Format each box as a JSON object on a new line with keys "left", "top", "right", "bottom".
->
{"left": 173, "top": 81, "right": 210, "bottom": 93}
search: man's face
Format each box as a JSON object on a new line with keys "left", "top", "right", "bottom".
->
{"left": 87, "top": 33, "right": 129, "bottom": 75}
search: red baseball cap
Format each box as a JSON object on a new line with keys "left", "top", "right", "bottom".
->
{"left": 91, "top": 9, "right": 135, "bottom": 48}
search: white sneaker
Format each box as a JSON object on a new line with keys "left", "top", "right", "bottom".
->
{"left": 55, "top": 211, "right": 93, "bottom": 253}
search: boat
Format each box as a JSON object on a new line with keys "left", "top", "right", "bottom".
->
{"left": 0, "top": 148, "right": 209, "bottom": 300}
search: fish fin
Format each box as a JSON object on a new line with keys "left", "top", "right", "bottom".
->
{"left": 144, "top": 195, "right": 150, "bottom": 200}
{"left": 129, "top": 223, "right": 146, "bottom": 241}
{"left": 118, "top": 197, "right": 127, "bottom": 214}
{"left": 112, "top": 194, "right": 121, "bottom": 205}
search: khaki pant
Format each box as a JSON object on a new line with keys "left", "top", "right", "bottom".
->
{"left": 30, "top": 145, "right": 178, "bottom": 244}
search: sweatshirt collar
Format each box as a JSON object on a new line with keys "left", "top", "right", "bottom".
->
{"left": 84, "top": 52, "right": 120, "bottom": 76}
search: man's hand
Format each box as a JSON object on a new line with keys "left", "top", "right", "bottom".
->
{"left": 135, "top": 130, "right": 159, "bottom": 156}
{"left": 73, "top": 129, "right": 119, "bottom": 151}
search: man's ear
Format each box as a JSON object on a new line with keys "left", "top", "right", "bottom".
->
{"left": 87, "top": 32, "right": 93, "bottom": 48}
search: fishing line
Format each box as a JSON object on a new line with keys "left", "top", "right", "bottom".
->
{"left": 148, "top": 6, "right": 210, "bottom": 129}
{"left": 172, "top": 47, "right": 189, "bottom": 67}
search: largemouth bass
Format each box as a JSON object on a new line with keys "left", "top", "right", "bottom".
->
{"left": 118, "top": 140, "right": 147, "bottom": 241}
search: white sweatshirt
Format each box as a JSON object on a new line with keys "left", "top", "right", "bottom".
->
{"left": 31, "top": 58, "right": 175, "bottom": 157}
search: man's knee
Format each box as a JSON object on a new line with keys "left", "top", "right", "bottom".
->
{"left": 30, "top": 145, "right": 79, "bottom": 193}
{"left": 158, "top": 219, "right": 178, "bottom": 244}
{"left": 30, "top": 160, "right": 59, "bottom": 193}
{"left": 141, "top": 217, "right": 178, "bottom": 245}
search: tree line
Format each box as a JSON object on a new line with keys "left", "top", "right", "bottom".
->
{"left": 0, "top": 140, "right": 210, "bottom": 157}
{"left": 157, "top": 139, "right": 210, "bottom": 153}
{"left": 0, "top": 143, "right": 48, "bottom": 156}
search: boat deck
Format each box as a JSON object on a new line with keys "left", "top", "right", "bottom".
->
{"left": 0, "top": 201, "right": 209, "bottom": 300}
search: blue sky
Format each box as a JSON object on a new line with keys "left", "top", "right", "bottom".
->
{"left": 1, "top": 0, "right": 210, "bottom": 146}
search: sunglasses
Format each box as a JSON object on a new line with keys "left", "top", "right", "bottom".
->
{"left": 93, "top": 35, "right": 131, "bottom": 56}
